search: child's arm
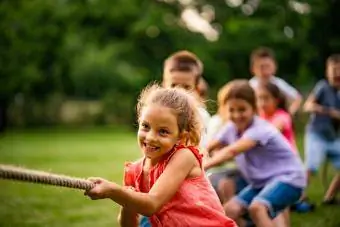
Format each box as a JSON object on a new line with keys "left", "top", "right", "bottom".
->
{"left": 205, "top": 123, "right": 231, "bottom": 155}
{"left": 204, "top": 138, "right": 257, "bottom": 170}
{"left": 304, "top": 92, "right": 340, "bottom": 120}
{"left": 303, "top": 80, "right": 333, "bottom": 115}
{"left": 303, "top": 93, "right": 328, "bottom": 114}
{"left": 206, "top": 139, "right": 225, "bottom": 154}
{"left": 289, "top": 96, "right": 303, "bottom": 116}
{"left": 85, "top": 148, "right": 198, "bottom": 217}
{"left": 118, "top": 171, "right": 138, "bottom": 227}
{"left": 276, "top": 78, "right": 302, "bottom": 115}
{"left": 118, "top": 201, "right": 138, "bottom": 227}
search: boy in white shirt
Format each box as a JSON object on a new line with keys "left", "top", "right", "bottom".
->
{"left": 249, "top": 47, "right": 302, "bottom": 115}
{"left": 162, "top": 50, "right": 211, "bottom": 150}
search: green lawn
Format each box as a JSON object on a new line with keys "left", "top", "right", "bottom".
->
{"left": 0, "top": 128, "right": 339, "bottom": 227}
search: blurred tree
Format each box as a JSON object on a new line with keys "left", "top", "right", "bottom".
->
{"left": 0, "top": 0, "right": 339, "bottom": 128}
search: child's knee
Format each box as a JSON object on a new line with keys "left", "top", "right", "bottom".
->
{"left": 248, "top": 202, "right": 268, "bottom": 218}
{"left": 224, "top": 200, "right": 244, "bottom": 219}
{"left": 218, "top": 178, "right": 235, "bottom": 194}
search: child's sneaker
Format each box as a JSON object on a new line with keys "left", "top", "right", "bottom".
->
{"left": 290, "top": 199, "right": 315, "bottom": 213}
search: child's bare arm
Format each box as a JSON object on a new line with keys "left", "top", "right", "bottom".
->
{"left": 117, "top": 181, "right": 138, "bottom": 226}
{"left": 289, "top": 94, "right": 303, "bottom": 116}
{"left": 303, "top": 93, "right": 328, "bottom": 114}
{"left": 204, "top": 138, "right": 256, "bottom": 170}
{"left": 108, "top": 148, "right": 197, "bottom": 216}
{"left": 206, "top": 139, "right": 225, "bottom": 154}
{"left": 117, "top": 207, "right": 138, "bottom": 227}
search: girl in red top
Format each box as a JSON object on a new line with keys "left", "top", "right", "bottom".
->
{"left": 84, "top": 84, "right": 237, "bottom": 227}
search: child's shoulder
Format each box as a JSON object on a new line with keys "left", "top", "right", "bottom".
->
{"left": 251, "top": 116, "right": 276, "bottom": 132}
{"left": 274, "top": 109, "right": 290, "bottom": 117}
{"left": 314, "top": 79, "right": 329, "bottom": 89}
{"left": 124, "top": 158, "right": 144, "bottom": 173}
{"left": 124, "top": 158, "right": 144, "bottom": 186}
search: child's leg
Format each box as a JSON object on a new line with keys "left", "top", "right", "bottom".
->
{"left": 305, "top": 131, "right": 327, "bottom": 178}
{"left": 273, "top": 209, "right": 290, "bottom": 227}
{"left": 224, "top": 185, "right": 259, "bottom": 226}
{"left": 208, "top": 170, "right": 231, "bottom": 202}
{"left": 218, "top": 178, "right": 236, "bottom": 203}
{"left": 218, "top": 171, "right": 248, "bottom": 204}
{"left": 249, "top": 181, "right": 303, "bottom": 227}
{"left": 296, "top": 130, "right": 326, "bottom": 209}
{"left": 324, "top": 139, "right": 340, "bottom": 202}
{"left": 324, "top": 173, "right": 340, "bottom": 201}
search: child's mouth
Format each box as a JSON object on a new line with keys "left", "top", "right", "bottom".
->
{"left": 144, "top": 143, "right": 160, "bottom": 152}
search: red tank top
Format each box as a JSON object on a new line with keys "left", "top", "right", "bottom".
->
{"left": 124, "top": 145, "right": 237, "bottom": 227}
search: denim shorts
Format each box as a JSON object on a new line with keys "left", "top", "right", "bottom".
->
{"left": 208, "top": 169, "right": 248, "bottom": 194}
{"left": 139, "top": 215, "right": 151, "bottom": 227}
{"left": 235, "top": 181, "right": 303, "bottom": 218}
{"left": 305, "top": 131, "right": 340, "bottom": 173}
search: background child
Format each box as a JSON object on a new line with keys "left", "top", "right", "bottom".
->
{"left": 249, "top": 47, "right": 302, "bottom": 116}
{"left": 204, "top": 80, "right": 306, "bottom": 227}
{"left": 84, "top": 84, "right": 237, "bottom": 227}
{"left": 256, "top": 82, "right": 302, "bottom": 226}
{"left": 256, "top": 82, "right": 298, "bottom": 152}
{"left": 206, "top": 83, "right": 248, "bottom": 204}
{"left": 303, "top": 54, "right": 340, "bottom": 205}
{"left": 162, "top": 50, "right": 211, "bottom": 151}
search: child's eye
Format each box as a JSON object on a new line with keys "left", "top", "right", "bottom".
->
{"left": 140, "top": 123, "right": 149, "bottom": 130}
{"left": 159, "top": 129, "right": 169, "bottom": 136}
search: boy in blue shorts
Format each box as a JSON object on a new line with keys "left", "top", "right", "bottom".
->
{"left": 303, "top": 54, "right": 340, "bottom": 205}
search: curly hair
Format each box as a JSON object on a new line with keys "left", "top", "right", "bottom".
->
{"left": 137, "top": 83, "right": 202, "bottom": 146}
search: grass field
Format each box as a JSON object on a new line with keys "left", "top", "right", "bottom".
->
{"left": 0, "top": 127, "right": 339, "bottom": 227}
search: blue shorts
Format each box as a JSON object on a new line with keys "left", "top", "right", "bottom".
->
{"left": 305, "top": 131, "right": 340, "bottom": 173}
{"left": 235, "top": 181, "right": 303, "bottom": 218}
{"left": 139, "top": 215, "right": 151, "bottom": 227}
{"left": 208, "top": 169, "right": 248, "bottom": 194}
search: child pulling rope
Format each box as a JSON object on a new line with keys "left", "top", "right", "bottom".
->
{"left": 0, "top": 164, "right": 94, "bottom": 190}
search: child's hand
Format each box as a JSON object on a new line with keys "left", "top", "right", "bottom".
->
{"left": 84, "top": 177, "right": 119, "bottom": 200}
{"left": 329, "top": 108, "right": 340, "bottom": 120}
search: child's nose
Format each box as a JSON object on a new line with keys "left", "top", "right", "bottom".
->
{"left": 145, "top": 131, "right": 157, "bottom": 142}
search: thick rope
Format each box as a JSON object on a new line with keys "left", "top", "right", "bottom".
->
{"left": 0, "top": 164, "right": 95, "bottom": 190}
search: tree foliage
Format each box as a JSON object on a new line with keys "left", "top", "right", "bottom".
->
{"left": 0, "top": 0, "right": 339, "bottom": 127}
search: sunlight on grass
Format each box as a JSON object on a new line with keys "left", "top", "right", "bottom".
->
{"left": 0, "top": 128, "right": 339, "bottom": 227}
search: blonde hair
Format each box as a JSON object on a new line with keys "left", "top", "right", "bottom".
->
{"left": 137, "top": 83, "right": 202, "bottom": 146}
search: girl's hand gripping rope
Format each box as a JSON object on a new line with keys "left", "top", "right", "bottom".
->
{"left": 84, "top": 177, "right": 120, "bottom": 200}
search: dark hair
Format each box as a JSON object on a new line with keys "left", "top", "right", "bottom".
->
{"left": 327, "top": 54, "right": 340, "bottom": 65}
{"left": 258, "top": 82, "right": 288, "bottom": 112}
{"left": 220, "top": 79, "right": 257, "bottom": 110}
{"left": 250, "top": 47, "right": 276, "bottom": 66}
{"left": 163, "top": 50, "right": 203, "bottom": 85}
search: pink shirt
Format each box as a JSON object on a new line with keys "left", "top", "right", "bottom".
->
{"left": 124, "top": 145, "right": 237, "bottom": 227}
{"left": 259, "top": 109, "right": 298, "bottom": 153}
